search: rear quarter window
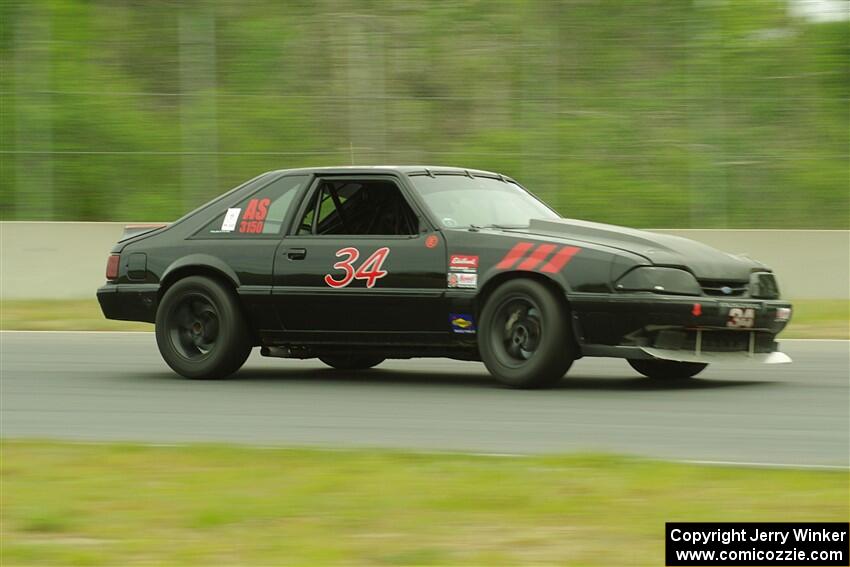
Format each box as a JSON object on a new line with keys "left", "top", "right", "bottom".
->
{"left": 200, "top": 175, "right": 308, "bottom": 237}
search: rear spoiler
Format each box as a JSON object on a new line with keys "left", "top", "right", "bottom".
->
{"left": 119, "top": 223, "right": 168, "bottom": 241}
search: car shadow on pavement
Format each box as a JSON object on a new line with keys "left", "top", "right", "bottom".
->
{"left": 553, "top": 375, "right": 769, "bottom": 391}
{"left": 160, "top": 366, "right": 774, "bottom": 392}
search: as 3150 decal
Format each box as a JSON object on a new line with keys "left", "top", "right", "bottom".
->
{"left": 324, "top": 247, "right": 390, "bottom": 288}
{"left": 218, "top": 198, "right": 271, "bottom": 234}
{"left": 238, "top": 198, "right": 271, "bottom": 233}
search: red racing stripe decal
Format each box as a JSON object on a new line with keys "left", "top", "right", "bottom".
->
{"left": 517, "top": 244, "right": 557, "bottom": 270}
{"left": 540, "top": 246, "right": 580, "bottom": 273}
{"left": 496, "top": 242, "right": 534, "bottom": 269}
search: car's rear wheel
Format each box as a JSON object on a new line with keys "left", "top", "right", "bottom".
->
{"left": 155, "top": 276, "right": 251, "bottom": 379}
{"left": 479, "top": 279, "right": 576, "bottom": 389}
{"left": 319, "top": 354, "right": 384, "bottom": 370}
{"left": 627, "top": 359, "right": 707, "bottom": 380}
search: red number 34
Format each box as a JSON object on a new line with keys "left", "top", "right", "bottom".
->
{"left": 324, "top": 247, "right": 390, "bottom": 289}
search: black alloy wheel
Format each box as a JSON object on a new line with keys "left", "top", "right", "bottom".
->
{"left": 155, "top": 276, "right": 252, "bottom": 379}
{"left": 479, "top": 278, "right": 576, "bottom": 389}
{"left": 168, "top": 292, "right": 220, "bottom": 360}
{"left": 492, "top": 296, "right": 544, "bottom": 366}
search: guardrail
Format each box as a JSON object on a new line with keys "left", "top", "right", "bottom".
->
{"left": 1, "top": 222, "right": 847, "bottom": 300}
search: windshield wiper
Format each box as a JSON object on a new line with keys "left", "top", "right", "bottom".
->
{"left": 472, "top": 223, "right": 528, "bottom": 229}
{"left": 466, "top": 223, "right": 528, "bottom": 231}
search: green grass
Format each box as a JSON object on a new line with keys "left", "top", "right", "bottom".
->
{"left": 782, "top": 299, "right": 850, "bottom": 339}
{"left": 1, "top": 441, "right": 847, "bottom": 566}
{"left": 1, "top": 298, "right": 847, "bottom": 338}
{"left": 0, "top": 300, "right": 153, "bottom": 332}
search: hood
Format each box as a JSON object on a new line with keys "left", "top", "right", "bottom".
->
{"left": 527, "top": 218, "right": 760, "bottom": 281}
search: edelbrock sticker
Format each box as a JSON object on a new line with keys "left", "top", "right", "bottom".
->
{"left": 449, "top": 254, "right": 479, "bottom": 271}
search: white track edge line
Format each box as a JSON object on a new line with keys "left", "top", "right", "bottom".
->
{"left": 678, "top": 459, "right": 849, "bottom": 471}
{"left": 3, "top": 439, "right": 847, "bottom": 470}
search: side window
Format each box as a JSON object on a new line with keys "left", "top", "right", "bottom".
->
{"left": 204, "top": 175, "right": 307, "bottom": 236}
{"left": 297, "top": 179, "right": 419, "bottom": 236}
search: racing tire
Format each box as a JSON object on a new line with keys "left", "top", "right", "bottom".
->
{"left": 155, "top": 276, "right": 252, "bottom": 380}
{"left": 479, "top": 279, "right": 576, "bottom": 389}
{"left": 627, "top": 359, "right": 707, "bottom": 380}
{"left": 319, "top": 354, "right": 385, "bottom": 370}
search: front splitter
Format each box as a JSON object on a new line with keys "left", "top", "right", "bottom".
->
{"left": 641, "top": 347, "right": 792, "bottom": 365}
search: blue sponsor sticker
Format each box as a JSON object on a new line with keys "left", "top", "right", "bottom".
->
{"left": 450, "top": 313, "right": 476, "bottom": 334}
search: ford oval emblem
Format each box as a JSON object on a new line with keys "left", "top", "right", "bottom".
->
{"left": 721, "top": 286, "right": 733, "bottom": 295}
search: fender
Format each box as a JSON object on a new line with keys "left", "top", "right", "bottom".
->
{"left": 475, "top": 240, "right": 625, "bottom": 296}
{"left": 160, "top": 253, "right": 241, "bottom": 289}
{"left": 477, "top": 264, "right": 573, "bottom": 297}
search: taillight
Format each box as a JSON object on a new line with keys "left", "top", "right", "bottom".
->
{"left": 106, "top": 254, "right": 120, "bottom": 280}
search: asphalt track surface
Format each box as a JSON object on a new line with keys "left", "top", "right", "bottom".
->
{"left": 1, "top": 331, "right": 848, "bottom": 467}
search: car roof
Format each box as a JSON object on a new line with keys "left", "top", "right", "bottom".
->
{"left": 265, "top": 165, "right": 509, "bottom": 179}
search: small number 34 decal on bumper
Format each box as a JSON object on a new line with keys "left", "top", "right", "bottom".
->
{"left": 324, "top": 247, "right": 390, "bottom": 288}
{"left": 727, "top": 307, "right": 755, "bottom": 328}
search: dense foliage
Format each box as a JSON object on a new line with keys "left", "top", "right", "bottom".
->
{"left": 1, "top": 0, "right": 847, "bottom": 227}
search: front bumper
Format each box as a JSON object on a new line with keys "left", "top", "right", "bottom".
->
{"left": 571, "top": 293, "right": 792, "bottom": 364}
{"left": 97, "top": 283, "right": 159, "bottom": 323}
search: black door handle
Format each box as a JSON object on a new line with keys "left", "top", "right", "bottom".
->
{"left": 287, "top": 248, "right": 307, "bottom": 260}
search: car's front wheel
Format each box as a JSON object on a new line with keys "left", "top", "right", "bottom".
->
{"left": 479, "top": 279, "right": 576, "bottom": 389}
{"left": 627, "top": 359, "right": 707, "bottom": 380}
{"left": 155, "top": 276, "right": 252, "bottom": 379}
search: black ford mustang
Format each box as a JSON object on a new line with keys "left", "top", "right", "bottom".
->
{"left": 98, "top": 166, "right": 792, "bottom": 388}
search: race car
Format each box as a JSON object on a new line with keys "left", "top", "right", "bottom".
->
{"left": 98, "top": 166, "right": 792, "bottom": 388}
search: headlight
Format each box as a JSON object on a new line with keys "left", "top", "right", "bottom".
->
{"left": 614, "top": 267, "right": 701, "bottom": 296}
{"left": 750, "top": 271, "right": 779, "bottom": 299}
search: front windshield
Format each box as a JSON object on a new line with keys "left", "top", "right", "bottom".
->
{"left": 411, "top": 174, "right": 559, "bottom": 229}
